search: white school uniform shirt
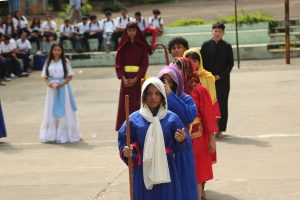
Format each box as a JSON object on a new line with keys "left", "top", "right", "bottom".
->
{"left": 60, "top": 24, "right": 75, "bottom": 37}
{"left": 30, "top": 25, "right": 42, "bottom": 33}
{"left": 0, "top": 24, "right": 6, "bottom": 34}
{"left": 148, "top": 16, "right": 164, "bottom": 28}
{"left": 102, "top": 19, "right": 115, "bottom": 33}
{"left": 13, "top": 16, "right": 28, "bottom": 29}
{"left": 16, "top": 39, "right": 32, "bottom": 52}
{"left": 10, "top": 38, "right": 17, "bottom": 50}
{"left": 76, "top": 21, "right": 90, "bottom": 34}
{"left": 42, "top": 20, "right": 57, "bottom": 32}
{"left": 134, "top": 17, "right": 148, "bottom": 31}
{"left": 41, "top": 59, "right": 74, "bottom": 78}
{"left": 89, "top": 21, "right": 103, "bottom": 32}
{"left": 115, "top": 16, "right": 133, "bottom": 29}
{"left": 0, "top": 40, "right": 15, "bottom": 53}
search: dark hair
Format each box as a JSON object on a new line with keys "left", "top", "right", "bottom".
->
{"left": 185, "top": 51, "right": 200, "bottom": 62}
{"left": 90, "top": 15, "right": 97, "bottom": 20}
{"left": 168, "top": 36, "right": 189, "bottom": 53}
{"left": 212, "top": 22, "right": 225, "bottom": 30}
{"left": 121, "top": 8, "right": 128, "bottom": 13}
{"left": 105, "top": 11, "right": 112, "bottom": 16}
{"left": 64, "top": 19, "right": 71, "bottom": 23}
{"left": 126, "top": 22, "right": 139, "bottom": 29}
{"left": 30, "top": 17, "right": 41, "bottom": 29}
{"left": 45, "top": 42, "right": 68, "bottom": 79}
{"left": 4, "top": 34, "right": 11, "bottom": 41}
{"left": 142, "top": 84, "right": 166, "bottom": 109}
{"left": 82, "top": 16, "right": 88, "bottom": 20}
{"left": 135, "top": 11, "right": 141, "bottom": 17}
{"left": 153, "top": 9, "right": 161, "bottom": 15}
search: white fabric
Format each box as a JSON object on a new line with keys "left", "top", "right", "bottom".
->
{"left": 5, "top": 25, "right": 13, "bottom": 35}
{"left": 102, "top": 19, "right": 115, "bottom": 33}
{"left": 134, "top": 17, "right": 148, "bottom": 31}
{"left": 40, "top": 59, "right": 80, "bottom": 143}
{"left": 13, "top": 16, "right": 28, "bottom": 29}
{"left": 30, "top": 25, "right": 42, "bottom": 33}
{"left": 76, "top": 22, "right": 89, "bottom": 34}
{"left": 42, "top": 21, "right": 57, "bottom": 31}
{"left": 0, "top": 40, "right": 15, "bottom": 53}
{"left": 115, "top": 16, "right": 133, "bottom": 29}
{"left": 16, "top": 39, "right": 32, "bottom": 51}
{"left": 89, "top": 21, "right": 103, "bottom": 31}
{"left": 140, "top": 77, "right": 170, "bottom": 190}
{"left": 0, "top": 24, "right": 6, "bottom": 34}
{"left": 60, "top": 25, "right": 75, "bottom": 37}
{"left": 149, "top": 16, "right": 164, "bottom": 28}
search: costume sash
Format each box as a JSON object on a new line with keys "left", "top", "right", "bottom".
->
{"left": 51, "top": 78, "right": 77, "bottom": 117}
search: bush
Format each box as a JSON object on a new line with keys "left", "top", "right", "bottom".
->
{"left": 81, "top": 1, "right": 93, "bottom": 16}
{"left": 167, "top": 19, "right": 205, "bottom": 27}
{"left": 216, "top": 11, "right": 274, "bottom": 25}
{"left": 101, "top": 2, "right": 124, "bottom": 12}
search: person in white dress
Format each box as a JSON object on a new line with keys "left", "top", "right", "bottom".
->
{"left": 40, "top": 42, "right": 80, "bottom": 143}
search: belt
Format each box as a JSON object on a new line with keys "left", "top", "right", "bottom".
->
{"left": 165, "top": 148, "right": 172, "bottom": 153}
{"left": 124, "top": 65, "right": 140, "bottom": 72}
{"left": 189, "top": 117, "right": 203, "bottom": 139}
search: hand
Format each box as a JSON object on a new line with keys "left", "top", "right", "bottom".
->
{"left": 175, "top": 128, "right": 187, "bottom": 143}
{"left": 127, "top": 77, "right": 138, "bottom": 87}
{"left": 164, "top": 79, "right": 171, "bottom": 96}
{"left": 123, "top": 145, "right": 133, "bottom": 158}
{"left": 122, "top": 77, "right": 130, "bottom": 87}
{"left": 214, "top": 75, "right": 221, "bottom": 81}
{"left": 209, "top": 134, "right": 216, "bottom": 153}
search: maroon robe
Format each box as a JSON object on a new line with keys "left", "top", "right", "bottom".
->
{"left": 115, "top": 23, "right": 151, "bottom": 131}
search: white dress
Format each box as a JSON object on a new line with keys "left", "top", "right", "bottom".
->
{"left": 40, "top": 59, "right": 81, "bottom": 143}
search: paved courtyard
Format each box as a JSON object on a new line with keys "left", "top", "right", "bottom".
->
{"left": 0, "top": 58, "right": 300, "bottom": 200}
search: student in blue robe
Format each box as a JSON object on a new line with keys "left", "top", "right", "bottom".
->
{"left": 158, "top": 66, "right": 198, "bottom": 200}
{"left": 118, "top": 77, "right": 193, "bottom": 200}
{"left": 0, "top": 101, "right": 7, "bottom": 138}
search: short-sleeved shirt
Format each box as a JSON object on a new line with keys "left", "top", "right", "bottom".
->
{"left": 42, "top": 21, "right": 57, "bottom": 32}
{"left": 76, "top": 22, "right": 90, "bottom": 34}
{"left": 89, "top": 21, "right": 103, "bottom": 32}
{"left": 30, "top": 25, "right": 42, "bottom": 33}
{"left": 115, "top": 16, "right": 133, "bottom": 29}
{"left": 60, "top": 25, "right": 75, "bottom": 37}
{"left": 148, "top": 16, "right": 164, "bottom": 28}
{"left": 13, "top": 16, "right": 28, "bottom": 29}
{"left": 134, "top": 17, "right": 148, "bottom": 31}
{"left": 0, "top": 40, "right": 15, "bottom": 53}
{"left": 102, "top": 19, "right": 115, "bottom": 33}
{"left": 0, "top": 24, "right": 6, "bottom": 34}
{"left": 41, "top": 59, "right": 74, "bottom": 79}
{"left": 16, "top": 39, "right": 32, "bottom": 51}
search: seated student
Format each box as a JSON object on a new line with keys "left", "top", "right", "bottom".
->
{"left": 168, "top": 36, "right": 189, "bottom": 59}
{"left": 29, "top": 17, "right": 42, "bottom": 51}
{"left": 5, "top": 15, "right": 17, "bottom": 38}
{"left": 0, "top": 17, "right": 6, "bottom": 34}
{"left": 113, "top": 8, "right": 133, "bottom": 50}
{"left": 75, "top": 16, "right": 89, "bottom": 51}
{"left": 86, "top": 15, "right": 103, "bottom": 51}
{"left": 60, "top": 19, "right": 76, "bottom": 50}
{"left": 41, "top": 14, "right": 57, "bottom": 53}
{"left": 101, "top": 11, "right": 115, "bottom": 51}
{"left": 134, "top": 11, "right": 148, "bottom": 37}
{"left": 146, "top": 9, "right": 164, "bottom": 46}
{"left": 16, "top": 32, "right": 31, "bottom": 73}
{"left": 0, "top": 33, "right": 11, "bottom": 83}
{"left": 0, "top": 35, "right": 28, "bottom": 78}
{"left": 13, "top": 10, "right": 29, "bottom": 37}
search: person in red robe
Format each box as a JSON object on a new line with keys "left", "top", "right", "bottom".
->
{"left": 174, "top": 57, "right": 218, "bottom": 200}
{"left": 115, "top": 22, "right": 152, "bottom": 131}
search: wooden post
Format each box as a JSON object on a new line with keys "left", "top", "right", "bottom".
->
{"left": 234, "top": 0, "right": 241, "bottom": 68}
{"left": 125, "top": 95, "right": 134, "bottom": 200}
{"left": 285, "top": 0, "right": 290, "bottom": 64}
{"left": 153, "top": 42, "right": 170, "bottom": 65}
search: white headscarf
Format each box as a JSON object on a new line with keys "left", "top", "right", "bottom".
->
{"left": 140, "top": 77, "right": 171, "bottom": 190}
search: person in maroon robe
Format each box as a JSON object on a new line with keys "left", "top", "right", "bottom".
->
{"left": 115, "top": 22, "right": 152, "bottom": 131}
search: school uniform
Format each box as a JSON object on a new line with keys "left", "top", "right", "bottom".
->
{"left": 16, "top": 38, "right": 32, "bottom": 72}
{"left": 113, "top": 16, "right": 133, "bottom": 50}
{"left": 60, "top": 24, "right": 76, "bottom": 49}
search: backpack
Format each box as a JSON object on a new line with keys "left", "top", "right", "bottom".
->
{"left": 151, "top": 17, "right": 162, "bottom": 26}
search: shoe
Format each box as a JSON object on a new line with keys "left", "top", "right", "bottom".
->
{"left": 216, "top": 131, "right": 224, "bottom": 138}
{"left": 10, "top": 73, "right": 16, "bottom": 78}
{"left": 0, "top": 81, "right": 6, "bottom": 86}
{"left": 4, "top": 77, "right": 12, "bottom": 81}
{"left": 36, "top": 50, "right": 42, "bottom": 55}
{"left": 19, "top": 72, "right": 29, "bottom": 77}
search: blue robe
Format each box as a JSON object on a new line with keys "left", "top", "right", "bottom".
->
{"left": 167, "top": 92, "right": 199, "bottom": 200}
{"left": 0, "top": 101, "right": 7, "bottom": 138}
{"left": 118, "top": 110, "right": 192, "bottom": 200}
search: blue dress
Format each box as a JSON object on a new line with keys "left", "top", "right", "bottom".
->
{"left": 118, "top": 110, "right": 192, "bottom": 200}
{"left": 167, "top": 92, "right": 199, "bottom": 200}
{"left": 0, "top": 101, "right": 7, "bottom": 138}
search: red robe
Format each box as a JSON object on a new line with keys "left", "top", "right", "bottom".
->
{"left": 190, "top": 84, "right": 218, "bottom": 183}
{"left": 115, "top": 27, "right": 150, "bottom": 131}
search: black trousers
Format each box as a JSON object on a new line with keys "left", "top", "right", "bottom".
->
{"left": 16, "top": 52, "right": 30, "bottom": 72}
{"left": 112, "top": 31, "right": 123, "bottom": 50}
{"left": 215, "top": 77, "right": 230, "bottom": 132}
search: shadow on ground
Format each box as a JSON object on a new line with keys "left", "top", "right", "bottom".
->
{"left": 217, "top": 135, "right": 270, "bottom": 148}
{"left": 206, "top": 190, "right": 242, "bottom": 200}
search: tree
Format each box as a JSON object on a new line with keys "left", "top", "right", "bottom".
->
{"left": 52, "top": 0, "right": 64, "bottom": 11}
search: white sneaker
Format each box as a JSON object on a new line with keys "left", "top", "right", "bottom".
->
{"left": 10, "top": 73, "right": 16, "bottom": 78}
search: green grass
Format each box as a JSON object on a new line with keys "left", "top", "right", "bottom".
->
{"left": 167, "top": 19, "right": 205, "bottom": 27}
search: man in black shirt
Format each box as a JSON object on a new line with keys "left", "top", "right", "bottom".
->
{"left": 200, "top": 22, "right": 234, "bottom": 137}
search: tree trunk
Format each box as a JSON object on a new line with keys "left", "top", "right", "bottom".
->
{"left": 52, "top": 0, "right": 64, "bottom": 11}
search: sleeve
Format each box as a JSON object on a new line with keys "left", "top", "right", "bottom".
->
{"left": 60, "top": 25, "right": 64, "bottom": 33}
{"left": 136, "top": 45, "right": 149, "bottom": 80}
{"left": 115, "top": 17, "right": 120, "bottom": 28}
{"left": 115, "top": 49, "right": 125, "bottom": 79}
{"left": 66, "top": 60, "right": 74, "bottom": 76}
{"left": 191, "top": 87, "right": 218, "bottom": 134}
{"left": 12, "top": 18, "right": 18, "bottom": 29}
{"left": 41, "top": 22, "right": 46, "bottom": 31}
{"left": 98, "top": 20, "right": 104, "bottom": 30}
{"left": 171, "top": 114, "right": 192, "bottom": 153}
{"left": 160, "top": 18, "right": 164, "bottom": 25}
{"left": 52, "top": 21, "right": 57, "bottom": 31}
{"left": 167, "top": 92, "right": 197, "bottom": 126}
{"left": 41, "top": 62, "right": 48, "bottom": 78}
{"left": 27, "top": 40, "right": 32, "bottom": 49}
{"left": 148, "top": 17, "right": 152, "bottom": 25}
{"left": 219, "top": 43, "right": 234, "bottom": 80}
{"left": 118, "top": 117, "right": 140, "bottom": 167}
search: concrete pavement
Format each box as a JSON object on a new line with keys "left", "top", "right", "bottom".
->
{"left": 0, "top": 58, "right": 300, "bottom": 200}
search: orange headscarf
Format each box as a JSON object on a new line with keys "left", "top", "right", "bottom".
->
{"left": 183, "top": 48, "right": 217, "bottom": 105}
